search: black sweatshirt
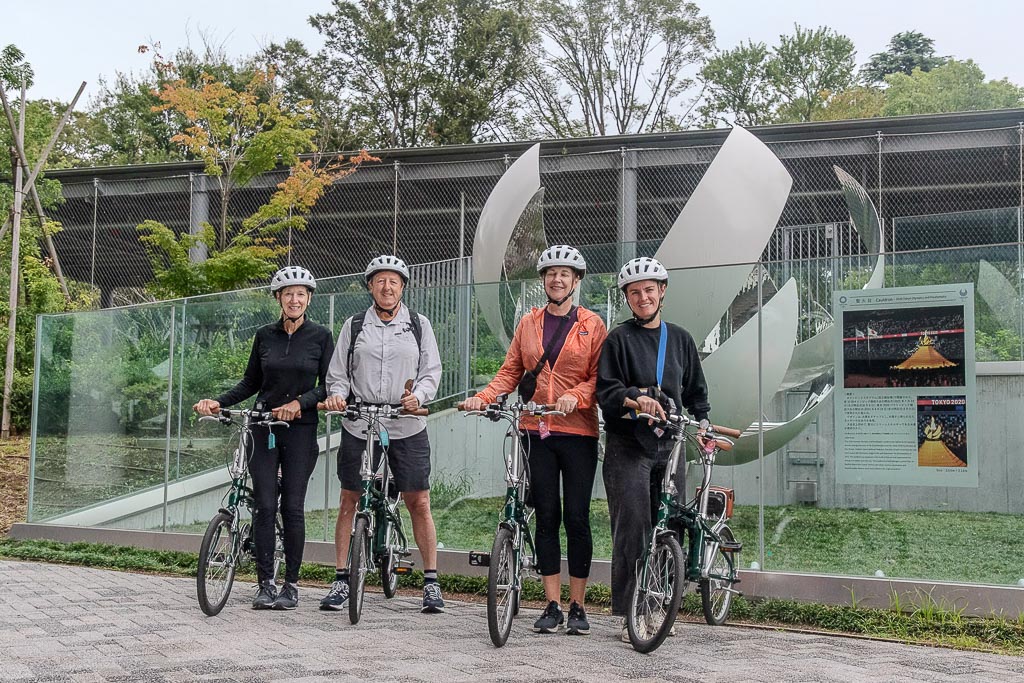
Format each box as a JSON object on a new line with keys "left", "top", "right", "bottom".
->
{"left": 216, "top": 318, "right": 335, "bottom": 425}
{"left": 597, "top": 320, "right": 710, "bottom": 450}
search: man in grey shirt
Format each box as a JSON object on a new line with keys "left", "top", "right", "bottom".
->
{"left": 319, "top": 255, "right": 446, "bottom": 614}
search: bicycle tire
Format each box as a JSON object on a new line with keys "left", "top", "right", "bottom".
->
{"left": 487, "top": 526, "right": 518, "bottom": 647}
{"left": 627, "top": 533, "right": 684, "bottom": 653}
{"left": 701, "top": 525, "right": 738, "bottom": 626}
{"left": 380, "top": 517, "right": 399, "bottom": 599}
{"left": 197, "top": 511, "right": 237, "bottom": 616}
{"left": 348, "top": 516, "right": 371, "bottom": 624}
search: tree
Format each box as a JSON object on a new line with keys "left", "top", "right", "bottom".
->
{"left": 136, "top": 57, "right": 377, "bottom": 299}
{"left": 521, "top": 0, "right": 714, "bottom": 136}
{"left": 0, "top": 45, "right": 33, "bottom": 89}
{"left": 309, "top": 0, "right": 532, "bottom": 147}
{"left": 769, "top": 24, "right": 857, "bottom": 123}
{"left": 862, "top": 31, "right": 946, "bottom": 85}
{"left": 698, "top": 41, "right": 776, "bottom": 127}
{"left": 813, "top": 86, "right": 886, "bottom": 122}
{"left": 86, "top": 42, "right": 264, "bottom": 166}
{"left": 881, "top": 59, "right": 1024, "bottom": 117}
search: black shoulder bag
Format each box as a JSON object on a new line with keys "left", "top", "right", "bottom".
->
{"left": 518, "top": 311, "right": 573, "bottom": 402}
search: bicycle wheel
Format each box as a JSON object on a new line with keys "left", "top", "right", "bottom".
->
{"left": 701, "top": 525, "right": 738, "bottom": 626}
{"left": 380, "top": 516, "right": 399, "bottom": 599}
{"left": 627, "top": 533, "right": 684, "bottom": 653}
{"left": 348, "top": 516, "right": 372, "bottom": 624}
{"left": 197, "top": 511, "right": 237, "bottom": 616}
{"left": 487, "top": 526, "right": 518, "bottom": 647}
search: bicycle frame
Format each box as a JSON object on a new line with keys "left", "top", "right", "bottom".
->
{"left": 335, "top": 403, "right": 413, "bottom": 570}
{"left": 641, "top": 417, "right": 737, "bottom": 590}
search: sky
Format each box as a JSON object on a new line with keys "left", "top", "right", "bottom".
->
{"left": 5, "top": 0, "right": 1024, "bottom": 102}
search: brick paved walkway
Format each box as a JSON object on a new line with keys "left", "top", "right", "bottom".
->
{"left": 1, "top": 560, "right": 1021, "bottom": 682}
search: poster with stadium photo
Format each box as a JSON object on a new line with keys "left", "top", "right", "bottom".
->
{"left": 833, "top": 284, "right": 977, "bottom": 487}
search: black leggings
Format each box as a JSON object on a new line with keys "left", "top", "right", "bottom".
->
{"left": 524, "top": 433, "right": 598, "bottom": 578}
{"left": 248, "top": 423, "right": 319, "bottom": 584}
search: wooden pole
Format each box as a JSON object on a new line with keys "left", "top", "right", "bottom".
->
{"left": 0, "top": 82, "right": 84, "bottom": 301}
{"left": 2, "top": 84, "right": 27, "bottom": 438}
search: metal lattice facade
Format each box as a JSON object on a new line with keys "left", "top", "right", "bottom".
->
{"left": 45, "top": 110, "right": 1024, "bottom": 306}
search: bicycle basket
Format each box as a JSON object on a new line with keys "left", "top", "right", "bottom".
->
{"left": 696, "top": 486, "right": 734, "bottom": 522}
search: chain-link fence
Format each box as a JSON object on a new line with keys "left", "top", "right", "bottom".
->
{"left": 46, "top": 119, "right": 1024, "bottom": 307}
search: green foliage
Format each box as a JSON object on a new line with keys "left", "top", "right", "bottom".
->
{"left": 699, "top": 41, "right": 777, "bottom": 127}
{"left": 769, "top": 24, "right": 857, "bottom": 123}
{"left": 701, "top": 24, "right": 857, "bottom": 125}
{"left": 136, "top": 219, "right": 284, "bottom": 299}
{"left": 309, "top": 0, "right": 532, "bottom": 146}
{"left": 0, "top": 44, "right": 33, "bottom": 89}
{"left": 522, "top": 0, "right": 714, "bottom": 136}
{"left": 862, "top": 31, "right": 947, "bottom": 85}
{"left": 882, "top": 59, "right": 1024, "bottom": 117}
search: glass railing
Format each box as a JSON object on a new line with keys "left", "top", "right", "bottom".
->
{"left": 28, "top": 239, "right": 1024, "bottom": 586}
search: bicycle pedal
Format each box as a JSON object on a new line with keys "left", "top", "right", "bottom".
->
{"left": 720, "top": 541, "right": 742, "bottom": 552}
{"left": 468, "top": 551, "right": 490, "bottom": 567}
{"left": 392, "top": 566, "right": 413, "bottom": 575}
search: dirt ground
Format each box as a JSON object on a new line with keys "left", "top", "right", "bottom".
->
{"left": 0, "top": 436, "right": 29, "bottom": 535}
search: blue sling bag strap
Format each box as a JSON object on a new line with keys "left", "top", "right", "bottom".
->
{"left": 656, "top": 321, "right": 667, "bottom": 389}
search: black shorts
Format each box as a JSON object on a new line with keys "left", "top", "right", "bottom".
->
{"left": 338, "top": 427, "right": 431, "bottom": 493}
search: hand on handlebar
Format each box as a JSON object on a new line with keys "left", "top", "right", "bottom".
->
{"left": 460, "top": 396, "right": 486, "bottom": 412}
{"left": 323, "top": 394, "right": 347, "bottom": 412}
{"left": 635, "top": 394, "right": 666, "bottom": 424}
{"left": 271, "top": 400, "right": 302, "bottom": 422}
{"left": 193, "top": 399, "right": 220, "bottom": 416}
{"left": 554, "top": 393, "right": 578, "bottom": 415}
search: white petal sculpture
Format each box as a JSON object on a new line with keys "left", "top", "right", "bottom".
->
{"left": 778, "top": 166, "right": 886, "bottom": 391}
{"left": 655, "top": 125, "right": 793, "bottom": 344}
{"left": 702, "top": 278, "right": 799, "bottom": 434}
{"left": 978, "top": 259, "right": 1021, "bottom": 332}
{"left": 473, "top": 143, "right": 542, "bottom": 348}
{"left": 721, "top": 385, "right": 834, "bottom": 465}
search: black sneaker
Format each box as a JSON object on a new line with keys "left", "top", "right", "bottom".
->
{"left": 421, "top": 583, "right": 445, "bottom": 613}
{"left": 272, "top": 582, "right": 298, "bottom": 610}
{"left": 252, "top": 581, "right": 277, "bottom": 610}
{"left": 319, "top": 580, "right": 349, "bottom": 611}
{"left": 533, "top": 600, "right": 564, "bottom": 633}
{"left": 566, "top": 601, "right": 590, "bottom": 635}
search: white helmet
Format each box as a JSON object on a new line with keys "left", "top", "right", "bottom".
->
{"left": 270, "top": 266, "right": 316, "bottom": 293}
{"left": 365, "top": 255, "right": 410, "bottom": 287}
{"left": 617, "top": 257, "right": 669, "bottom": 290}
{"left": 537, "top": 244, "right": 587, "bottom": 278}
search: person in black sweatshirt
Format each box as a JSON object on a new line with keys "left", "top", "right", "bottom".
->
{"left": 596, "top": 257, "right": 711, "bottom": 643}
{"left": 194, "top": 266, "right": 334, "bottom": 611}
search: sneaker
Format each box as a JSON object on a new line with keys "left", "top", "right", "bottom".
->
{"left": 533, "top": 600, "right": 564, "bottom": 633}
{"left": 421, "top": 583, "right": 445, "bottom": 613}
{"left": 319, "top": 580, "right": 349, "bottom": 611}
{"left": 566, "top": 601, "right": 590, "bottom": 635}
{"left": 252, "top": 581, "right": 277, "bottom": 610}
{"left": 272, "top": 582, "right": 298, "bottom": 610}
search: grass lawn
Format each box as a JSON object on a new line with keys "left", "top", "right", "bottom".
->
{"left": 169, "top": 497, "right": 1024, "bottom": 585}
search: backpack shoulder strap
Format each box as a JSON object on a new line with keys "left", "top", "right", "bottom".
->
{"left": 346, "top": 313, "right": 364, "bottom": 378}
{"left": 407, "top": 309, "right": 423, "bottom": 352}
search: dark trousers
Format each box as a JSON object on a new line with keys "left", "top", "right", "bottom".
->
{"left": 248, "top": 423, "right": 319, "bottom": 584}
{"left": 602, "top": 431, "right": 680, "bottom": 616}
{"left": 525, "top": 433, "right": 598, "bottom": 578}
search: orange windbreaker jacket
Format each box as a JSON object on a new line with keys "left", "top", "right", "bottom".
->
{"left": 475, "top": 306, "right": 608, "bottom": 437}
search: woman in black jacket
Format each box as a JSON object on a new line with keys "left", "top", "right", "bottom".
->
{"left": 194, "top": 266, "right": 334, "bottom": 610}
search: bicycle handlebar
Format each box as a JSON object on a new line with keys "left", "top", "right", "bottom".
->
{"left": 198, "top": 408, "right": 290, "bottom": 429}
{"left": 316, "top": 402, "right": 429, "bottom": 419}
{"left": 623, "top": 397, "right": 740, "bottom": 447}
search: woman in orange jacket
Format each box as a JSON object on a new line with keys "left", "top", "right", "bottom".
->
{"left": 463, "top": 245, "right": 608, "bottom": 636}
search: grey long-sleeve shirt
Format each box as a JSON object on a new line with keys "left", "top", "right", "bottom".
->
{"left": 326, "top": 304, "right": 442, "bottom": 440}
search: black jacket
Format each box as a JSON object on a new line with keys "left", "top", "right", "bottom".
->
{"left": 597, "top": 320, "right": 710, "bottom": 451}
{"left": 216, "top": 318, "right": 334, "bottom": 425}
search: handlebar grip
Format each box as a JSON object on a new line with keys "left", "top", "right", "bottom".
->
{"left": 711, "top": 424, "right": 742, "bottom": 438}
